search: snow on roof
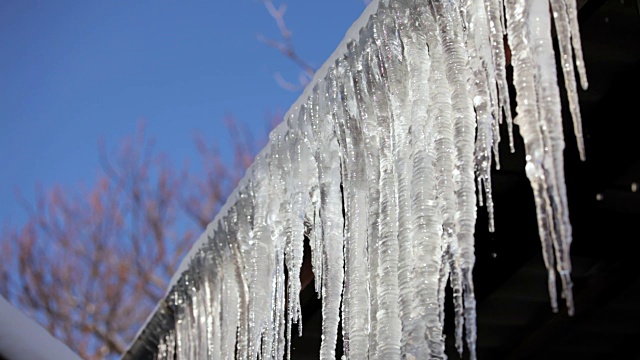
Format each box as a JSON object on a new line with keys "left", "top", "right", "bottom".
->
{"left": 0, "top": 295, "right": 82, "bottom": 360}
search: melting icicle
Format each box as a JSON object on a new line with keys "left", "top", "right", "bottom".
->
{"left": 122, "top": 0, "right": 588, "bottom": 359}
{"left": 463, "top": 0, "right": 498, "bottom": 232}
{"left": 357, "top": 29, "right": 382, "bottom": 360}
{"left": 313, "top": 78, "right": 346, "bottom": 359}
{"left": 550, "top": 0, "right": 587, "bottom": 160}
{"left": 369, "top": 9, "right": 403, "bottom": 358}
{"left": 483, "top": 0, "right": 515, "bottom": 155}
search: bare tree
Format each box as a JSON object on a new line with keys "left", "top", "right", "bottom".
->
{"left": 0, "top": 2, "right": 318, "bottom": 359}
{"left": 0, "top": 123, "right": 256, "bottom": 359}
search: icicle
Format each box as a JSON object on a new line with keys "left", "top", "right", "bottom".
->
{"left": 529, "top": 0, "right": 575, "bottom": 316}
{"left": 564, "top": 0, "right": 588, "bottom": 91}
{"left": 231, "top": 184, "right": 262, "bottom": 360}
{"left": 304, "top": 90, "right": 325, "bottom": 300}
{"left": 413, "top": 6, "right": 452, "bottom": 357}
{"left": 484, "top": 0, "right": 515, "bottom": 154}
{"left": 335, "top": 49, "right": 372, "bottom": 360}
{"left": 221, "top": 260, "right": 239, "bottom": 359}
{"left": 403, "top": 3, "right": 441, "bottom": 358}
{"left": 310, "top": 77, "right": 346, "bottom": 360}
{"left": 249, "top": 154, "right": 279, "bottom": 360}
{"left": 382, "top": 7, "right": 417, "bottom": 358}
{"left": 156, "top": 330, "right": 176, "bottom": 360}
{"left": 429, "top": 0, "right": 479, "bottom": 356}
{"left": 265, "top": 135, "right": 290, "bottom": 360}
{"left": 370, "top": 8, "right": 403, "bottom": 358}
{"left": 462, "top": 0, "right": 497, "bottom": 232}
{"left": 286, "top": 109, "right": 309, "bottom": 339}
{"left": 357, "top": 28, "right": 382, "bottom": 360}
{"left": 550, "top": 0, "right": 586, "bottom": 160}
{"left": 504, "top": 0, "right": 576, "bottom": 316}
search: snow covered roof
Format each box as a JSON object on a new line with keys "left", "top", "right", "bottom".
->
{"left": 0, "top": 295, "right": 82, "bottom": 360}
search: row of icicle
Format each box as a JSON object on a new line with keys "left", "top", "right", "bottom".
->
{"left": 135, "top": 0, "right": 588, "bottom": 359}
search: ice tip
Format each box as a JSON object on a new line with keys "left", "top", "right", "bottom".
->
{"left": 577, "top": 137, "right": 586, "bottom": 161}
{"left": 564, "top": 289, "right": 576, "bottom": 317}
{"left": 579, "top": 73, "right": 589, "bottom": 91}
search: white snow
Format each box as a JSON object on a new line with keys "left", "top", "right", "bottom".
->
{"left": 124, "top": 0, "right": 587, "bottom": 359}
{"left": 0, "top": 295, "right": 82, "bottom": 360}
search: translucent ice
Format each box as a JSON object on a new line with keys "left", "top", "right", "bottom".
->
{"left": 122, "top": 0, "right": 587, "bottom": 359}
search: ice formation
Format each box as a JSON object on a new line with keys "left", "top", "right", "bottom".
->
{"left": 123, "top": 0, "right": 587, "bottom": 359}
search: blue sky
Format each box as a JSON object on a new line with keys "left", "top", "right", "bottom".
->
{"left": 0, "top": 0, "right": 366, "bottom": 224}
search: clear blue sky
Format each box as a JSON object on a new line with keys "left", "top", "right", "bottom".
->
{"left": 0, "top": 0, "right": 365, "bottom": 224}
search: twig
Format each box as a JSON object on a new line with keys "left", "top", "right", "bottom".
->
{"left": 258, "top": 0, "right": 316, "bottom": 90}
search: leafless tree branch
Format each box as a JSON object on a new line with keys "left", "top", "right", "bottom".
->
{"left": 258, "top": 0, "right": 316, "bottom": 90}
